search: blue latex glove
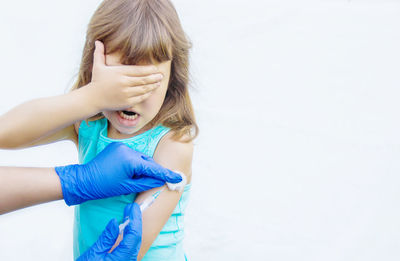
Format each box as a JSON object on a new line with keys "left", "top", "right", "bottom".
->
{"left": 55, "top": 142, "right": 182, "bottom": 205}
{"left": 77, "top": 203, "right": 142, "bottom": 261}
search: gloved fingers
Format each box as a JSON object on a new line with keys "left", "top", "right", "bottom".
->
{"left": 123, "top": 178, "right": 165, "bottom": 193}
{"left": 112, "top": 203, "right": 142, "bottom": 259}
{"left": 124, "top": 203, "right": 142, "bottom": 240}
{"left": 90, "top": 218, "right": 120, "bottom": 254}
{"left": 123, "top": 202, "right": 135, "bottom": 217}
{"left": 113, "top": 142, "right": 181, "bottom": 183}
{"left": 138, "top": 157, "right": 182, "bottom": 183}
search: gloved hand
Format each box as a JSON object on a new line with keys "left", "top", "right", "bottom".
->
{"left": 55, "top": 142, "right": 182, "bottom": 205}
{"left": 77, "top": 203, "right": 142, "bottom": 261}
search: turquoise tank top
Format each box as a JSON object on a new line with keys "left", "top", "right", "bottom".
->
{"left": 74, "top": 118, "right": 191, "bottom": 260}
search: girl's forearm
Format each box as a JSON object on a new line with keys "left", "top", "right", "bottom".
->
{"left": 0, "top": 167, "right": 62, "bottom": 214}
{"left": 0, "top": 85, "right": 99, "bottom": 148}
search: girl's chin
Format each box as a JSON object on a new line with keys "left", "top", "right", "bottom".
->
{"left": 105, "top": 113, "right": 149, "bottom": 138}
{"left": 107, "top": 119, "right": 141, "bottom": 137}
{"left": 113, "top": 125, "right": 140, "bottom": 135}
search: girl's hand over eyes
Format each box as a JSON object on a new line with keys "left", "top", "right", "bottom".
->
{"left": 87, "top": 40, "right": 163, "bottom": 111}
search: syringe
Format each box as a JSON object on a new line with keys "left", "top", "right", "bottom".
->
{"left": 118, "top": 187, "right": 166, "bottom": 234}
{"left": 139, "top": 187, "right": 165, "bottom": 212}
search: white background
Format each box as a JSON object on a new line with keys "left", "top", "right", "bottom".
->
{"left": 1, "top": 0, "right": 400, "bottom": 260}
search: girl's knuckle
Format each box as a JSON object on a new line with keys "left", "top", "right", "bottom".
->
{"left": 137, "top": 86, "right": 145, "bottom": 93}
{"left": 122, "top": 88, "right": 130, "bottom": 96}
{"left": 139, "top": 79, "right": 146, "bottom": 85}
{"left": 140, "top": 94, "right": 149, "bottom": 102}
{"left": 151, "top": 75, "right": 159, "bottom": 83}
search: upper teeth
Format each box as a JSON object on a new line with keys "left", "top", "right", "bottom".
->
{"left": 119, "top": 111, "right": 138, "bottom": 120}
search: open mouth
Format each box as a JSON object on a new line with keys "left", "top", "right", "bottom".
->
{"left": 119, "top": 110, "right": 139, "bottom": 120}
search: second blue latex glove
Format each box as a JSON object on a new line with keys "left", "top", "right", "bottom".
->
{"left": 55, "top": 142, "right": 182, "bottom": 205}
{"left": 77, "top": 203, "right": 142, "bottom": 261}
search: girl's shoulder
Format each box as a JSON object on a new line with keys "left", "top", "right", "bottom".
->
{"left": 153, "top": 130, "right": 194, "bottom": 183}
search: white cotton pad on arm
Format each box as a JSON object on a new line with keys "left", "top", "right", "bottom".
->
{"left": 166, "top": 171, "right": 187, "bottom": 191}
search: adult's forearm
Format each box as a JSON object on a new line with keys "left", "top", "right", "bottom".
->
{"left": 0, "top": 167, "right": 63, "bottom": 214}
{"left": 0, "top": 86, "right": 99, "bottom": 148}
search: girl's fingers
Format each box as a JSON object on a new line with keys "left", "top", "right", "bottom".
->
{"left": 128, "top": 82, "right": 160, "bottom": 97}
{"left": 123, "top": 73, "right": 163, "bottom": 86}
{"left": 116, "top": 64, "right": 160, "bottom": 77}
{"left": 128, "top": 92, "right": 153, "bottom": 104}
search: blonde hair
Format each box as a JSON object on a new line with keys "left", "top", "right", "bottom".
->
{"left": 72, "top": 0, "right": 198, "bottom": 141}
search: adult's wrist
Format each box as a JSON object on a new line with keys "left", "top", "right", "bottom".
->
{"left": 54, "top": 165, "right": 83, "bottom": 206}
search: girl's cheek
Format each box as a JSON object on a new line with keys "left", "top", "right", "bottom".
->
{"left": 145, "top": 91, "right": 166, "bottom": 112}
{"left": 151, "top": 84, "right": 168, "bottom": 102}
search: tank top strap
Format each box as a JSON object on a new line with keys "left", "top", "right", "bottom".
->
{"left": 142, "top": 125, "right": 171, "bottom": 156}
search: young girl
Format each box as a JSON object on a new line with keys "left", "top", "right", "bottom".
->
{"left": 0, "top": 0, "right": 198, "bottom": 260}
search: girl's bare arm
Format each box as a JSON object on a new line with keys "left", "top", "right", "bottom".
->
{"left": 0, "top": 87, "right": 99, "bottom": 148}
{"left": 134, "top": 132, "right": 193, "bottom": 260}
